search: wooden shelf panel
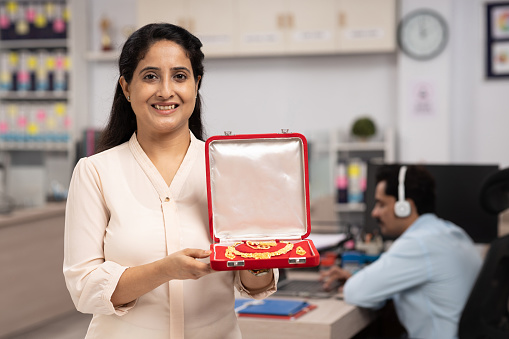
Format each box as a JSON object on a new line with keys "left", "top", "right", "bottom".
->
{"left": 0, "top": 91, "right": 69, "bottom": 100}
{"left": 0, "top": 142, "right": 70, "bottom": 151}
{"left": 334, "top": 202, "right": 366, "bottom": 213}
{"left": 0, "top": 39, "right": 68, "bottom": 49}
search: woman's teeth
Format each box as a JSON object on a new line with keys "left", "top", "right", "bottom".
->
{"left": 154, "top": 104, "right": 176, "bottom": 110}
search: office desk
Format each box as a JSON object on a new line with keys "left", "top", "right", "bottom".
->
{"left": 238, "top": 271, "right": 377, "bottom": 339}
{"left": 238, "top": 297, "right": 376, "bottom": 339}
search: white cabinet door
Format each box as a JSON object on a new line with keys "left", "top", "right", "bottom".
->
{"left": 137, "top": 0, "right": 189, "bottom": 29}
{"left": 137, "top": 0, "right": 236, "bottom": 56}
{"left": 237, "top": 0, "right": 287, "bottom": 56}
{"left": 336, "top": 0, "right": 396, "bottom": 53}
{"left": 285, "top": 0, "right": 337, "bottom": 54}
{"left": 188, "top": 0, "right": 236, "bottom": 57}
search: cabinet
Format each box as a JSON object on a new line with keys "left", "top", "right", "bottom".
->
{"left": 0, "top": 203, "right": 74, "bottom": 338}
{"left": 136, "top": 0, "right": 396, "bottom": 58}
{"left": 237, "top": 0, "right": 338, "bottom": 56}
{"left": 137, "top": 0, "right": 237, "bottom": 57}
{"left": 337, "top": 0, "right": 397, "bottom": 53}
{"left": 0, "top": 0, "right": 76, "bottom": 208}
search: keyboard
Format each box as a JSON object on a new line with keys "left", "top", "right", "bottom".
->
{"left": 275, "top": 279, "right": 341, "bottom": 298}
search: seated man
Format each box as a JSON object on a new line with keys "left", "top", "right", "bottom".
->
{"left": 321, "top": 164, "right": 482, "bottom": 339}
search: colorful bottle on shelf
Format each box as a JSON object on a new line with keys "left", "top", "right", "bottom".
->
{"left": 17, "top": 50, "right": 30, "bottom": 92}
{"left": 25, "top": 104, "right": 39, "bottom": 142}
{"left": 33, "top": 2, "right": 48, "bottom": 39}
{"left": 0, "top": 52, "right": 12, "bottom": 91}
{"left": 335, "top": 161, "right": 348, "bottom": 203}
{"left": 0, "top": 3, "right": 11, "bottom": 40}
{"left": 52, "top": 2, "right": 66, "bottom": 39}
{"left": 36, "top": 50, "right": 49, "bottom": 92}
{"left": 347, "top": 158, "right": 364, "bottom": 203}
{"left": 15, "top": 3, "right": 29, "bottom": 39}
{"left": 53, "top": 49, "right": 66, "bottom": 92}
{"left": 27, "top": 52, "right": 37, "bottom": 91}
{"left": 8, "top": 51, "right": 18, "bottom": 91}
{"left": 0, "top": 104, "right": 7, "bottom": 141}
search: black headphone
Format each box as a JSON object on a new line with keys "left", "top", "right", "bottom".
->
{"left": 394, "top": 166, "right": 411, "bottom": 218}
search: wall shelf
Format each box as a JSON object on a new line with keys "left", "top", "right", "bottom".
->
{"left": 334, "top": 202, "right": 366, "bottom": 213}
{"left": 0, "top": 39, "right": 68, "bottom": 49}
{"left": 0, "top": 92, "right": 68, "bottom": 100}
{"left": 0, "top": 142, "right": 70, "bottom": 152}
{"left": 0, "top": 0, "right": 75, "bottom": 211}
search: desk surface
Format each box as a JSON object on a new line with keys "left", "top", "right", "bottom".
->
{"left": 238, "top": 271, "right": 377, "bottom": 339}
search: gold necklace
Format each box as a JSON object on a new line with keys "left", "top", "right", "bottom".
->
{"left": 245, "top": 241, "right": 278, "bottom": 250}
{"left": 224, "top": 241, "right": 294, "bottom": 260}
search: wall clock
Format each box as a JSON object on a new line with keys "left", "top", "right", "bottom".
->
{"left": 398, "top": 9, "right": 448, "bottom": 60}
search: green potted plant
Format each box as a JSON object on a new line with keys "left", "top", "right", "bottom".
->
{"left": 351, "top": 116, "right": 376, "bottom": 141}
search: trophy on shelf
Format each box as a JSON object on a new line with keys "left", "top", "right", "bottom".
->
{"left": 99, "top": 16, "right": 112, "bottom": 51}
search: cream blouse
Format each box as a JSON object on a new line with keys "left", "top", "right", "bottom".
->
{"left": 63, "top": 132, "right": 277, "bottom": 339}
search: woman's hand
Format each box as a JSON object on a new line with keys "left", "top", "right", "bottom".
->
{"left": 111, "top": 248, "right": 213, "bottom": 307}
{"left": 161, "top": 248, "right": 214, "bottom": 281}
{"left": 320, "top": 266, "right": 352, "bottom": 291}
{"left": 239, "top": 268, "right": 274, "bottom": 294}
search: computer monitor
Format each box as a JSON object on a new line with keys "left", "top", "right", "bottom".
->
{"left": 364, "top": 163, "right": 500, "bottom": 244}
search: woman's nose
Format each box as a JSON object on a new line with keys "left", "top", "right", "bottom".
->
{"left": 157, "top": 79, "right": 173, "bottom": 99}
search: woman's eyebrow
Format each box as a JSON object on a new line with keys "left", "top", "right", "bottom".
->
{"left": 138, "top": 66, "right": 191, "bottom": 75}
{"left": 138, "top": 66, "right": 159, "bottom": 75}
{"left": 171, "top": 66, "right": 191, "bottom": 73}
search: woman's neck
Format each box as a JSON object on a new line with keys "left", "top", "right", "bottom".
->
{"left": 137, "top": 129, "right": 191, "bottom": 187}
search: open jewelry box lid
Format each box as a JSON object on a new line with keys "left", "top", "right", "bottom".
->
{"left": 205, "top": 132, "right": 311, "bottom": 243}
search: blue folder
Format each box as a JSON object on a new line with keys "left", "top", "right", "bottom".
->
{"left": 234, "top": 298, "right": 310, "bottom": 316}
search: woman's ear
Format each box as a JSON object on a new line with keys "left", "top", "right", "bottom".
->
{"left": 195, "top": 75, "right": 201, "bottom": 95}
{"left": 119, "top": 76, "right": 130, "bottom": 100}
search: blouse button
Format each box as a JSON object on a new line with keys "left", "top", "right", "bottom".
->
{"left": 164, "top": 197, "right": 170, "bottom": 202}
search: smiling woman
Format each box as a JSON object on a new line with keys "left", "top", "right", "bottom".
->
{"left": 98, "top": 23, "right": 205, "bottom": 151}
{"left": 118, "top": 40, "right": 201, "bottom": 182}
{"left": 63, "top": 23, "right": 278, "bottom": 339}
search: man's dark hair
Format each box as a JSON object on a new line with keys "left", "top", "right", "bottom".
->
{"left": 376, "top": 164, "right": 436, "bottom": 215}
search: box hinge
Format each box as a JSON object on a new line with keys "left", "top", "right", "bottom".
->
{"left": 227, "top": 260, "right": 245, "bottom": 267}
{"left": 289, "top": 257, "right": 307, "bottom": 264}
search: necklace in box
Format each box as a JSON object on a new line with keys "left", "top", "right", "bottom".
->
{"left": 205, "top": 132, "right": 319, "bottom": 271}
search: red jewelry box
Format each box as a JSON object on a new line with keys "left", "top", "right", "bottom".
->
{"left": 205, "top": 132, "right": 320, "bottom": 271}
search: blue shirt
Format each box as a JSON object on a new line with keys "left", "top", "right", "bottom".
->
{"left": 344, "top": 214, "right": 482, "bottom": 339}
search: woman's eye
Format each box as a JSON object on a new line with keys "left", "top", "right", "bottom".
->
{"left": 143, "top": 73, "right": 157, "bottom": 80}
{"left": 174, "top": 73, "right": 187, "bottom": 81}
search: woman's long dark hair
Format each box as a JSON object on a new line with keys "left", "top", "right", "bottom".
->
{"left": 97, "top": 23, "right": 205, "bottom": 152}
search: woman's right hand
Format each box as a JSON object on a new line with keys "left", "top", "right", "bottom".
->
{"left": 112, "top": 248, "right": 214, "bottom": 306}
{"left": 160, "top": 248, "right": 214, "bottom": 281}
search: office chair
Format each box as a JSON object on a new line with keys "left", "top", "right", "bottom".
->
{"left": 458, "top": 167, "right": 509, "bottom": 339}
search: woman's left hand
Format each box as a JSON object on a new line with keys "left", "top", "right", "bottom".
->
{"left": 239, "top": 268, "right": 274, "bottom": 293}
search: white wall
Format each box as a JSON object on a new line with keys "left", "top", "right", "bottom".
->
{"left": 397, "top": 0, "right": 453, "bottom": 163}
{"left": 463, "top": 0, "right": 509, "bottom": 168}
{"left": 87, "top": 0, "right": 136, "bottom": 128}
{"left": 85, "top": 0, "right": 509, "bottom": 168}
{"left": 201, "top": 54, "right": 397, "bottom": 138}
{"left": 398, "top": 0, "right": 509, "bottom": 168}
